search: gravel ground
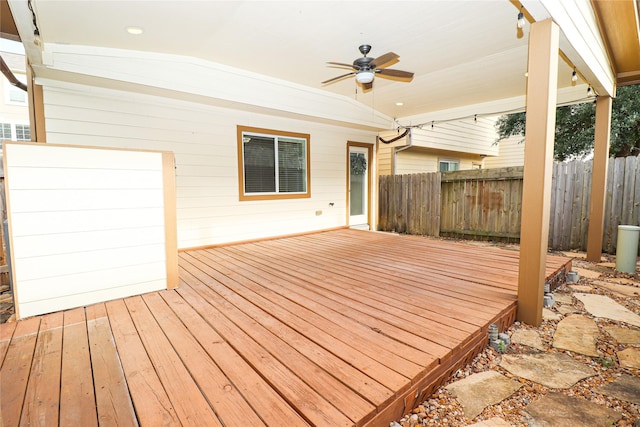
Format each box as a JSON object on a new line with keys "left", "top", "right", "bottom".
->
{"left": 393, "top": 252, "right": 640, "bottom": 427}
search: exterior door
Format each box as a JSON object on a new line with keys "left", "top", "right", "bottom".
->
{"left": 348, "top": 144, "right": 370, "bottom": 228}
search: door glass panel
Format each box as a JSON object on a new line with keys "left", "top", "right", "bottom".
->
{"left": 350, "top": 152, "right": 366, "bottom": 216}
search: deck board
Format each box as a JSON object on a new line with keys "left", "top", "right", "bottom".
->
{"left": 0, "top": 229, "right": 572, "bottom": 427}
{"left": 60, "top": 308, "right": 98, "bottom": 427}
{"left": 1, "top": 317, "right": 41, "bottom": 427}
{"left": 20, "top": 312, "right": 64, "bottom": 426}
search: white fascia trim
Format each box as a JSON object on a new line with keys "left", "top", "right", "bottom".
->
{"left": 522, "top": 0, "right": 615, "bottom": 97}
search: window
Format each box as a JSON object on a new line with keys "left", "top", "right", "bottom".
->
{"left": 9, "top": 87, "right": 26, "bottom": 104}
{"left": 15, "top": 124, "right": 30, "bottom": 141}
{"left": 0, "top": 123, "right": 10, "bottom": 140}
{"left": 5, "top": 74, "right": 27, "bottom": 105}
{"left": 439, "top": 160, "right": 460, "bottom": 172}
{"left": 237, "top": 126, "right": 310, "bottom": 200}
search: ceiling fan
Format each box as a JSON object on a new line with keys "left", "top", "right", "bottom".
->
{"left": 322, "top": 44, "right": 414, "bottom": 89}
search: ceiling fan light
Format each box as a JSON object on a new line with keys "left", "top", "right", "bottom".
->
{"left": 356, "top": 70, "right": 375, "bottom": 84}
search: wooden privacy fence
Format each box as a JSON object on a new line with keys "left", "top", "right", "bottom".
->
{"left": 378, "top": 172, "right": 441, "bottom": 236}
{"left": 378, "top": 154, "right": 640, "bottom": 253}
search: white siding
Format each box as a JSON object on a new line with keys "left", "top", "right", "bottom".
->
{"left": 4, "top": 143, "right": 168, "bottom": 318}
{"left": 410, "top": 116, "right": 499, "bottom": 156}
{"left": 483, "top": 135, "right": 525, "bottom": 168}
{"left": 42, "top": 82, "right": 377, "bottom": 248}
{"left": 395, "top": 150, "right": 481, "bottom": 174}
{"left": 396, "top": 151, "right": 438, "bottom": 174}
{"left": 377, "top": 124, "right": 491, "bottom": 175}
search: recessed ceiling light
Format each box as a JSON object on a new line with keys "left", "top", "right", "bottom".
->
{"left": 126, "top": 27, "right": 144, "bottom": 35}
{"left": 395, "top": 102, "right": 404, "bottom": 106}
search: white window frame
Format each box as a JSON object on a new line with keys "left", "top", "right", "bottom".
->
{"left": 0, "top": 122, "right": 12, "bottom": 140}
{"left": 4, "top": 73, "right": 28, "bottom": 106}
{"left": 439, "top": 159, "right": 460, "bottom": 172}
{"left": 14, "top": 123, "right": 30, "bottom": 141}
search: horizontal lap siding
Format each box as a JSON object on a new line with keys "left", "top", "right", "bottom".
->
{"left": 482, "top": 135, "right": 525, "bottom": 169}
{"left": 410, "top": 117, "right": 499, "bottom": 156}
{"left": 5, "top": 143, "right": 168, "bottom": 318}
{"left": 43, "top": 83, "right": 377, "bottom": 248}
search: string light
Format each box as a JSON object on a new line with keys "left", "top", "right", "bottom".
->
{"left": 517, "top": 7, "right": 526, "bottom": 29}
{"left": 27, "top": 0, "right": 41, "bottom": 46}
{"left": 394, "top": 97, "right": 597, "bottom": 131}
{"left": 571, "top": 68, "right": 578, "bottom": 83}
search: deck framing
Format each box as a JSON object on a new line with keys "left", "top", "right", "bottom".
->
{"left": 0, "top": 229, "right": 571, "bottom": 427}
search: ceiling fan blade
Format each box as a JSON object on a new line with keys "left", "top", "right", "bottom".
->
{"left": 370, "top": 52, "right": 399, "bottom": 69}
{"left": 377, "top": 68, "right": 414, "bottom": 79}
{"left": 321, "top": 72, "right": 355, "bottom": 84}
{"left": 327, "top": 61, "right": 358, "bottom": 70}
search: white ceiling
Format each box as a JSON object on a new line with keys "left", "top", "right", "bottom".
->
{"left": 21, "top": 1, "right": 583, "bottom": 119}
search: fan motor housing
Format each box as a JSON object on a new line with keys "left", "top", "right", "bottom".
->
{"left": 353, "top": 57, "right": 374, "bottom": 69}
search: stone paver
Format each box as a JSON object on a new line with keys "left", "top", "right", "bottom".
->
{"left": 608, "top": 277, "right": 639, "bottom": 286}
{"left": 499, "top": 352, "right": 595, "bottom": 389}
{"left": 553, "top": 315, "right": 599, "bottom": 357}
{"left": 604, "top": 326, "right": 640, "bottom": 344}
{"left": 556, "top": 305, "right": 577, "bottom": 315}
{"left": 596, "top": 262, "right": 616, "bottom": 269}
{"left": 511, "top": 329, "right": 545, "bottom": 351}
{"left": 569, "top": 285, "right": 592, "bottom": 293}
{"left": 561, "top": 251, "right": 587, "bottom": 259}
{"left": 574, "top": 293, "right": 640, "bottom": 327}
{"left": 597, "top": 374, "right": 640, "bottom": 405}
{"left": 445, "top": 371, "right": 522, "bottom": 420}
{"left": 573, "top": 267, "right": 602, "bottom": 279}
{"left": 592, "top": 280, "right": 640, "bottom": 297}
{"left": 617, "top": 348, "right": 640, "bottom": 369}
{"left": 542, "top": 308, "right": 561, "bottom": 321}
{"left": 467, "top": 417, "right": 511, "bottom": 427}
{"left": 524, "top": 392, "right": 622, "bottom": 426}
{"left": 553, "top": 293, "right": 573, "bottom": 305}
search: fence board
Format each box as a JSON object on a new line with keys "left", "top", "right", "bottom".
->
{"left": 379, "top": 155, "right": 640, "bottom": 254}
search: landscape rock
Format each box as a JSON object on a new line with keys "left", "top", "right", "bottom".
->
{"left": 466, "top": 417, "right": 512, "bottom": 427}
{"left": 499, "top": 352, "right": 595, "bottom": 389}
{"left": 569, "top": 284, "right": 592, "bottom": 293}
{"left": 574, "top": 293, "right": 640, "bottom": 327}
{"left": 596, "top": 262, "right": 616, "bottom": 269}
{"left": 556, "top": 305, "right": 577, "bottom": 315}
{"left": 542, "top": 308, "right": 561, "bottom": 321}
{"left": 607, "top": 277, "right": 638, "bottom": 286}
{"left": 597, "top": 374, "right": 640, "bottom": 405}
{"left": 617, "top": 348, "right": 640, "bottom": 369}
{"left": 552, "top": 293, "right": 573, "bottom": 305}
{"left": 604, "top": 326, "right": 640, "bottom": 344}
{"left": 524, "top": 392, "right": 622, "bottom": 426}
{"left": 592, "top": 280, "right": 640, "bottom": 297}
{"left": 561, "top": 251, "right": 587, "bottom": 259}
{"left": 573, "top": 267, "right": 602, "bottom": 279}
{"left": 445, "top": 371, "right": 522, "bottom": 420}
{"left": 510, "top": 329, "right": 545, "bottom": 351}
{"left": 553, "top": 314, "right": 599, "bottom": 356}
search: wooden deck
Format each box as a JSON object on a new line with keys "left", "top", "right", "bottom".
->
{"left": 0, "top": 229, "right": 571, "bottom": 427}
